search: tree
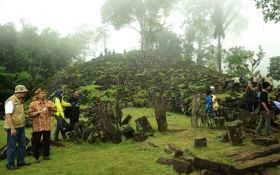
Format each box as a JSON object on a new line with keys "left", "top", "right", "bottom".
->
{"left": 154, "top": 29, "right": 182, "bottom": 57}
{"left": 254, "top": 0, "right": 280, "bottom": 23}
{"left": 224, "top": 46, "right": 265, "bottom": 77}
{"left": 224, "top": 46, "right": 254, "bottom": 77}
{"left": 249, "top": 45, "right": 265, "bottom": 76}
{"left": 204, "top": 44, "right": 218, "bottom": 70}
{"left": 0, "top": 66, "right": 14, "bottom": 101}
{"left": 269, "top": 56, "right": 280, "bottom": 81}
{"left": 0, "top": 21, "right": 89, "bottom": 104}
{"left": 74, "top": 24, "right": 110, "bottom": 59}
{"left": 0, "top": 23, "right": 18, "bottom": 72}
{"left": 180, "top": 0, "right": 246, "bottom": 70}
{"left": 212, "top": 0, "right": 245, "bottom": 73}
{"left": 101, "top": 0, "right": 175, "bottom": 50}
{"left": 180, "top": 0, "right": 214, "bottom": 66}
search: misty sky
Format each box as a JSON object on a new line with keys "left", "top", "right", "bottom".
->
{"left": 0, "top": 0, "right": 280, "bottom": 75}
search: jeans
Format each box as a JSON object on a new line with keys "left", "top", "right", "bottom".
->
{"left": 54, "top": 115, "right": 66, "bottom": 140}
{"left": 5, "top": 127, "right": 26, "bottom": 167}
{"left": 32, "top": 131, "right": 51, "bottom": 159}
{"left": 256, "top": 112, "right": 272, "bottom": 136}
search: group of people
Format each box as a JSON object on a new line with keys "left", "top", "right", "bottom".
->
{"left": 2, "top": 76, "right": 279, "bottom": 170}
{"left": 205, "top": 86, "right": 219, "bottom": 118}
{"left": 243, "top": 74, "right": 277, "bottom": 138}
{"left": 3, "top": 85, "right": 80, "bottom": 170}
{"left": 205, "top": 73, "right": 279, "bottom": 138}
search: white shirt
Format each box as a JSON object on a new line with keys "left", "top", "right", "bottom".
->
{"left": 233, "top": 77, "right": 239, "bottom": 83}
{"left": 5, "top": 100, "right": 14, "bottom": 114}
{"left": 252, "top": 76, "right": 258, "bottom": 83}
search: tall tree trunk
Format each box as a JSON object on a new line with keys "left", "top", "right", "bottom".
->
{"left": 217, "top": 36, "right": 222, "bottom": 73}
{"left": 140, "top": 32, "right": 145, "bottom": 51}
{"left": 153, "top": 94, "right": 168, "bottom": 132}
{"left": 196, "top": 41, "right": 203, "bottom": 66}
{"left": 139, "top": 20, "right": 145, "bottom": 51}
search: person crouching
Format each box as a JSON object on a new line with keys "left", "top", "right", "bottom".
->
{"left": 29, "top": 88, "right": 56, "bottom": 163}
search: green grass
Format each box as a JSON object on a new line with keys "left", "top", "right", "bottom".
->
{"left": 0, "top": 108, "right": 279, "bottom": 175}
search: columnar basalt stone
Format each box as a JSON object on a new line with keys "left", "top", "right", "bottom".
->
{"left": 135, "top": 116, "right": 154, "bottom": 136}
{"left": 201, "top": 169, "right": 221, "bottom": 175}
{"left": 65, "top": 99, "right": 124, "bottom": 144}
{"left": 227, "top": 120, "right": 244, "bottom": 145}
{"left": 121, "top": 115, "right": 132, "bottom": 126}
{"left": 156, "top": 157, "right": 173, "bottom": 165}
{"left": 133, "top": 132, "right": 148, "bottom": 142}
{"left": 194, "top": 137, "right": 207, "bottom": 147}
{"left": 1, "top": 137, "right": 32, "bottom": 160}
{"left": 122, "top": 125, "right": 135, "bottom": 139}
{"left": 0, "top": 145, "right": 7, "bottom": 160}
{"left": 172, "top": 159, "right": 194, "bottom": 174}
{"left": 164, "top": 148, "right": 173, "bottom": 154}
{"left": 251, "top": 138, "right": 279, "bottom": 146}
{"left": 220, "top": 132, "right": 230, "bottom": 143}
{"left": 153, "top": 93, "right": 168, "bottom": 132}
{"left": 191, "top": 94, "right": 200, "bottom": 128}
{"left": 147, "top": 141, "right": 159, "bottom": 148}
{"left": 213, "top": 117, "right": 225, "bottom": 128}
{"left": 229, "top": 144, "right": 280, "bottom": 161}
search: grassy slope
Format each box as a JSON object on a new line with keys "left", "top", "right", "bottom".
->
{"left": 0, "top": 108, "right": 279, "bottom": 175}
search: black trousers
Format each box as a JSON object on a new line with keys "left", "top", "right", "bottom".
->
{"left": 32, "top": 131, "right": 51, "bottom": 159}
{"left": 70, "top": 116, "right": 79, "bottom": 129}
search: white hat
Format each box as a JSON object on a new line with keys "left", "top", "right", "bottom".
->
{"left": 14, "top": 85, "right": 28, "bottom": 93}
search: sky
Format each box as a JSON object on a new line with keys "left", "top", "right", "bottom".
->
{"left": 0, "top": 0, "right": 280, "bottom": 76}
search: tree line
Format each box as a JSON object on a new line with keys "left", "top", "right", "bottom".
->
{"left": 0, "top": 21, "right": 90, "bottom": 103}
{"left": 101, "top": 0, "right": 280, "bottom": 78}
{"left": 1, "top": 0, "right": 280, "bottom": 105}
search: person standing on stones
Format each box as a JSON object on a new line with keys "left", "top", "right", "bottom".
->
{"left": 264, "top": 74, "right": 273, "bottom": 88}
{"left": 4, "top": 85, "right": 31, "bottom": 170}
{"left": 210, "top": 86, "right": 219, "bottom": 117}
{"left": 205, "top": 89, "right": 213, "bottom": 116}
{"left": 232, "top": 77, "right": 240, "bottom": 92}
{"left": 53, "top": 89, "right": 71, "bottom": 141}
{"left": 67, "top": 90, "right": 80, "bottom": 129}
{"left": 255, "top": 82, "right": 272, "bottom": 137}
{"left": 29, "top": 88, "right": 56, "bottom": 163}
{"left": 245, "top": 84, "right": 257, "bottom": 112}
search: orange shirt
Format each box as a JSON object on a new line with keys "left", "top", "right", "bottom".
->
{"left": 28, "top": 100, "right": 55, "bottom": 132}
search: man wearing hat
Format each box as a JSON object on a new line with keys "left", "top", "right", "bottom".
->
{"left": 4, "top": 85, "right": 31, "bottom": 170}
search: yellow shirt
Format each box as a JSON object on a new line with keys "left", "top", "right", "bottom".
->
{"left": 212, "top": 95, "right": 219, "bottom": 111}
{"left": 54, "top": 97, "right": 71, "bottom": 118}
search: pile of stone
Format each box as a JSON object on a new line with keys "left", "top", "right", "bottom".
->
{"left": 156, "top": 141, "right": 280, "bottom": 174}
{"left": 156, "top": 144, "right": 194, "bottom": 174}
{"left": 67, "top": 100, "right": 154, "bottom": 144}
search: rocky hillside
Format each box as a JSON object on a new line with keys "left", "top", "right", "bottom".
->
{"left": 47, "top": 51, "right": 228, "bottom": 114}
